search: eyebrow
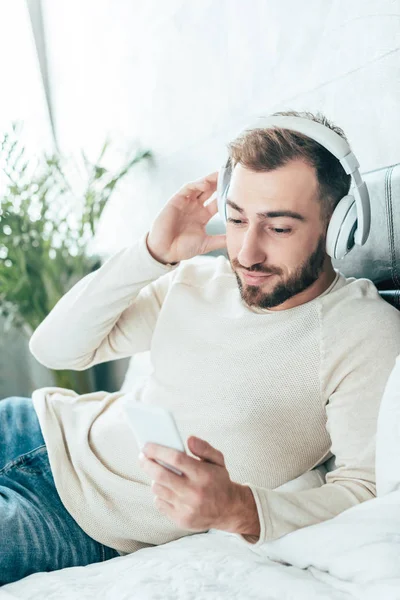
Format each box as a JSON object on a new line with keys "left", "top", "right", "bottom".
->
{"left": 225, "top": 199, "right": 306, "bottom": 222}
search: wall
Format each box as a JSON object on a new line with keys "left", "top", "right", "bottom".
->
{"left": 41, "top": 0, "right": 400, "bottom": 249}
{"left": 11, "top": 0, "right": 400, "bottom": 394}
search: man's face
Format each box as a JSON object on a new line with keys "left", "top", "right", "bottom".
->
{"left": 226, "top": 160, "right": 328, "bottom": 310}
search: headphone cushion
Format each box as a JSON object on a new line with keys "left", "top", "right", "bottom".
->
{"left": 217, "top": 162, "right": 233, "bottom": 223}
{"left": 326, "top": 195, "right": 357, "bottom": 259}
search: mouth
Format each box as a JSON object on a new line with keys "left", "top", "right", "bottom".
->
{"left": 240, "top": 271, "right": 275, "bottom": 285}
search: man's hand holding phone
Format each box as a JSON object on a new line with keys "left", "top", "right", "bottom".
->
{"left": 122, "top": 397, "right": 259, "bottom": 537}
{"left": 146, "top": 171, "right": 227, "bottom": 265}
{"left": 139, "top": 435, "right": 260, "bottom": 538}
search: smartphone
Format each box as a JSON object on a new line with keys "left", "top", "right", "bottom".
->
{"left": 122, "top": 395, "right": 186, "bottom": 476}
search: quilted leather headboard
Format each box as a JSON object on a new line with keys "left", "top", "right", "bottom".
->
{"left": 332, "top": 162, "right": 400, "bottom": 310}
{"left": 207, "top": 162, "right": 400, "bottom": 310}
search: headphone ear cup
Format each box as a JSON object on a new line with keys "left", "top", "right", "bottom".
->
{"left": 217, "top": 162, "right": 232, "bottom": 224}
{"left": 326, "top": 195, "right": 357, "bottom": 259}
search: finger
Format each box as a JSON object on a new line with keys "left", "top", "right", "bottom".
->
{"left": 144, "top": 442, "right": 205, "bottom": 480}
{"left": 140, "top": 456, "right": 190, "bottom": 494}
{"left": 192, "top": 176, "right": 218, "bottom": 205}
{"left": 181, "top": 174, "right": 218, "bottom": 202}
{"left": 202, "top": 171, "right": 219, "bottom": 185}
{"left": 151, "top": 480, "right": 178, "bottom": 503}
{"left": 195, "top": 186, "right": 219, "bottom": 209}
{"left": 153, "top": 495, "right": 175, "bottom": 516}
{"left": 181, "top": 180, "right": 212, "bottom": 199}
{"left": 143, "top": 444, "right": 198, "bottom": 479}
{"left": 203, "top": 194, "right": 219, "bottom": 218}
{"left": 187, "top": 436, "right": 226, "bottom": 467}
{"left": 169, "top": 183, "right": 208, "bottom": 210}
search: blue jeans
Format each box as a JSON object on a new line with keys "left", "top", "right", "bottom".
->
{"left": 0, "top": 396, "right": 119, "bottom": 586}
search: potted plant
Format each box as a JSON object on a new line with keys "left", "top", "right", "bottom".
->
{"left": 0, "top": 124, "right": 151, "bottom": 393}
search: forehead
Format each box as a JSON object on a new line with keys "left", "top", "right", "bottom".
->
{"left": 227, "top": 160, "right": 320, "bottom": 215}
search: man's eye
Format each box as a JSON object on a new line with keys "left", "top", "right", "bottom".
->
{"left": 227, "top": 218, "right": 244, "bottom": 225}
{"left": 272, "top": 228, "right": 291, "bottom": 234}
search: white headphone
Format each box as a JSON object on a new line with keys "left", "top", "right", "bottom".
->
{"left": 216, "top": 115, "right": 371, "bottom": 260}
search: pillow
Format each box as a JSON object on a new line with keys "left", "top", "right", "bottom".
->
{"left": 375, "top": 354, "right": 400, "bottom": 496}
{"left": 255, "top": 489, "right": 400, "bottom": 584}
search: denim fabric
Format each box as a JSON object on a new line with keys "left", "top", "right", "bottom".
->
{"left": 0, "top": 396, "right": 119, "bottom": 586}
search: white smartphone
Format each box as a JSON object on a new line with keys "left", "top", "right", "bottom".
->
{"left": 122, "top": 395, "right": 186, "bottom": 476}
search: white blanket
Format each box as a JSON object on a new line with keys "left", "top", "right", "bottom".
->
{"left": 2, "top": 489, "right": 400, "bottom": 600}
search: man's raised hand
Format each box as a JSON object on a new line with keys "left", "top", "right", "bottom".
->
{"left": 146, "top": 171, "right": 227, "bottom": 265}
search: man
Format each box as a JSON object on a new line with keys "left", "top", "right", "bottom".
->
{"left": 1, "top": 110, "right": 400, "bottom": 585}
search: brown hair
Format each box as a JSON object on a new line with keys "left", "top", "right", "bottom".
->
{"left": 227, "top": 110, "right": 351, "bottom": 222}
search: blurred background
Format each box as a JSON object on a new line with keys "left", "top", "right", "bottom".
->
{"left": 0, "top": 0, "right": 399, "bottom": 399}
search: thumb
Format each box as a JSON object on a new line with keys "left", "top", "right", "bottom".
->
{"left": 201, "top": 234, "right": 227, "bottom": 255}
{"left": 188, "top": 436, "right": 226, "bottom": 467}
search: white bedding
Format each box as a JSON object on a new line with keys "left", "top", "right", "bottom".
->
{"left": 2, "top": 489, "right": 400, "bottom": 600}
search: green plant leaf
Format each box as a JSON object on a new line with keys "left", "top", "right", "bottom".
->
{"left": 0, "top": 122, "right": 152, "bottom": 341}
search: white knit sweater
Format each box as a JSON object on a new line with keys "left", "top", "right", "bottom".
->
{"left": 29, "top": 233, "right": 400, "bottom": 554}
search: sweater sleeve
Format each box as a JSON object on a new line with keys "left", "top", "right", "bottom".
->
{"left": 234, "top": 293, "right": 400, "bottom": 547}
{"left": 29, "top": 233, "right": 180, "bottom": 370}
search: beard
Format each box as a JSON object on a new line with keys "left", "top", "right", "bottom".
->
{"left": 230, "top": 235, "right": 326, "bottom": 309}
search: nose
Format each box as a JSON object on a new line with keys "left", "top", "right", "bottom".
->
{"left": 237, "top": 227, "right": 266, "bottom": 268}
